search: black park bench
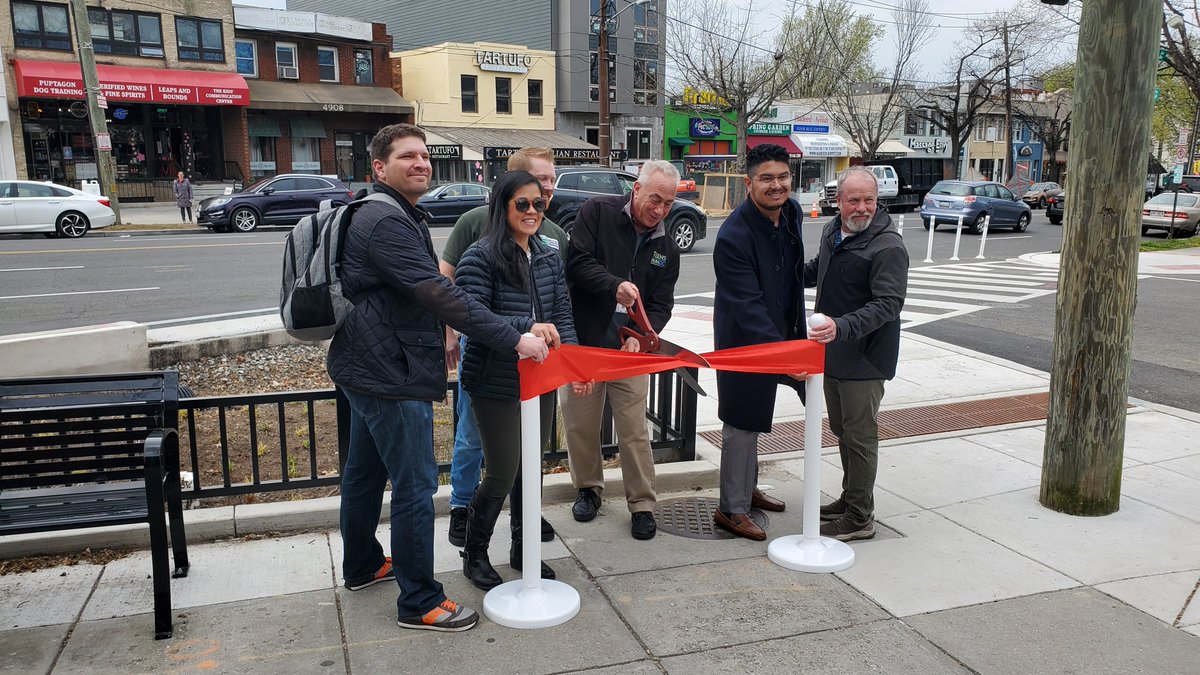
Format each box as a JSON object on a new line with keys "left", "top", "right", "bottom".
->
{"left": 0, "top": 372, "right": 190, "bottom": 639}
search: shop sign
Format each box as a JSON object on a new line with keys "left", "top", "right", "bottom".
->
{"left": 95, "top": 133, "right": 112, "bottom": 152}
{"left": 233, "top": 7, "right": 372, "bottom": 41}
{"left": 428, "top": 144, "right": 462, "bottom": 160}
{"left": 475, "top": 51, "right": 534, "bottom": 74}
{"left": 791, "top": 111, "right": 830, "bottom": 134}
{"left": 689, "top": 118, "right": 722, "bottom": 137}
{"left": 293, "top": 162, "right": 321, "bottom": 172}
{"left": 250, "top": 161, "right": 277, "bottom": 171}
{"left": 96, "top": 94, "right": 107, "bottom": 109}
{"left": 315, "top": 13, "right": 372, "bottom": 41}
{"left": 748, "top": 122, "right": 789, "bottom": 136}
{"left": 484, "top": 147, "right": 629, "bottom": 162}
{"left": 21, "top": 75, "right": 247, "bottom": 106}
{"left": 906, "top": 136, "right": 948, "bottom": 155}
{"left": 1018, "top": 145, "right": 1034, "bottom": 157}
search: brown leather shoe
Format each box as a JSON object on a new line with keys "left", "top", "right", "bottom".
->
{"left": 713, "top": 509, "right": 766, "bottom": 541}
{"left": 751, "top": 489, "right": 785, "bottom": 512}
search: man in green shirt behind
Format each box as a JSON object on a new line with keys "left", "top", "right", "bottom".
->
{"left": 438, "top": 148, "right": 569, "bottom": 570}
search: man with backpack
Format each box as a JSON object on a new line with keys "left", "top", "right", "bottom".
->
{"left": 327, "top": 123, "right": 549, "bottom": 633}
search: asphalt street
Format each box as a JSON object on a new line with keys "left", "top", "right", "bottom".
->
{"left": 2, "top": 208, "right": 1196, "bottom": 412}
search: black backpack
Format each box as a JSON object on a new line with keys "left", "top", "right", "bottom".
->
{"left": 279, "top": 192, "right": 401, "bottom": 341}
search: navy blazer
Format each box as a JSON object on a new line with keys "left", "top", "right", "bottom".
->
{"left": 712, "top": 197, "right": 806, "bottom": 432}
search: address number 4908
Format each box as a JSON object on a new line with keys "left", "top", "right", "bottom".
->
{"left": 322, "top": 104, "right": 345, "bottom": 112}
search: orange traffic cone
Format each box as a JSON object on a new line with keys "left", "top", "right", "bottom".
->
{"left": 810, "top": 202, "right": 820, "bottom": 218}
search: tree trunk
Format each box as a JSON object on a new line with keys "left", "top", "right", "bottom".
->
{"left": 1040, "top": 0, "right": 1159, "bottom": 516}
{"left": 735, "top": 104, "right": 749, "bottom": 173}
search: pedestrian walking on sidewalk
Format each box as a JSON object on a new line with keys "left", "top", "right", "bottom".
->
{"left": 453, "top": 170, "right": 589, "bottom": 590}
{"left": 438, "top": 148, "right": 570, "bottom": 550}
{"left": 805, "top": 166, "right": 909, "bottom": 542}
{"left": 561, "top": 160, "right": 683, "bottom": 541}
{"left": 173, "top": 171, "right": 193, "bottom": 223}
{"left": 712, "top": 143, "right": 805, "bottom": 541}
{"left": 328, "top": 123, "right": 549, "bottom": 633}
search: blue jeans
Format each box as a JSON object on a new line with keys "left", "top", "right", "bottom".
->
{"left": 449, "top": 341, "right": 483, "bottom": 509}
{"left": 339, "top": 387, "right": 443, "bottom": 618}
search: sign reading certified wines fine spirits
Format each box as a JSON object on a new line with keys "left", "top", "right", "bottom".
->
{"left": 475, "top": 51, "right": 534, "bottom": 73}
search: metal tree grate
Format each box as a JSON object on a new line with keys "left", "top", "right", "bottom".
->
{"left": 653, "top": 496, "right": 769, "bottom": 540}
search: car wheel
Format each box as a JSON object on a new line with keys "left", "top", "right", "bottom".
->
{"left": 671, "top": 215, "right": 697, "bottom": 253}
{"left": 56, "top": 211, "right": 90, "bottom": 238}
{"left": 1014, "top": 212, "right": 1030, "bottom": 233}
{"left": 969, "top": 213, "right": 986, "bottom": 235}
{"left": 1038, "top": 197, "right": 1047, "bottom": 209}
{"left": 559, "top": 215, "right": 575, "bottom": 237}
{"left": 821, "top": 207, "right": 837, "bottom": 217}
{"left": 231, "top": 207, "right": 259, "bottom": 232}
{"left": 922, "top": 219, "right": 935, "bottom": 231}
{"left": 1048, "top": 216, "right": 1062, "bottom": 225}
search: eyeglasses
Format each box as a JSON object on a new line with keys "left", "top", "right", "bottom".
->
{"left": 754, "top": 172, "right": 793, "bottom": 186}
{"left": 512, "top": 197, "right": 548, "bottom": 213}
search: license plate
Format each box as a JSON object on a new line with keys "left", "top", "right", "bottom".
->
{"left": 937, "top": 201, "right": 951, "bottom": 208}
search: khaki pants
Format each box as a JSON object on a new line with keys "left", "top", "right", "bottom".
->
{"left": 824, "top": 376, "right": 885, "bottom": 523}
{"left": 560, "top": 375, "right": 656, "bottom": 513}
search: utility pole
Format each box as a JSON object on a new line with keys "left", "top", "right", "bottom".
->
{"left": 68, "top": 0, "right": 122, "bottom": 224}
{"left": 597, "top": 0, "right": 612, "bottom": 167}
{"left": 1040, "top": 0, "right": 1159, "bottom": 515}
{"left": 1002, "top": 21, "right": 1015, "bottom": 183}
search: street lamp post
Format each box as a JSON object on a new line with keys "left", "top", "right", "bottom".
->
{"left": 597, "top": 0, "right": 649, "bottom": 168}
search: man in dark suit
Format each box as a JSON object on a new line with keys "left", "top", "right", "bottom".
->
{"left": 711, "top": 144, "right": 806, "bottom": 541}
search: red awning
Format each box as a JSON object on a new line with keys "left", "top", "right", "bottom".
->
{"left": 746, "top": 135, "right": 804, "bottom": 158}
{"left": 13, "top": 59, "right": 249, "bottom": 106}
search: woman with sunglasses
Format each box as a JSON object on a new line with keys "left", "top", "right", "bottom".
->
{"left": 454, "top": 170, "right": 591, "bottom": 589}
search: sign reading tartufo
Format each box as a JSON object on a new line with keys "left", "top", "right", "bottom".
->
{"left": 475, "top": 51, "right": 534, "bottom": 73}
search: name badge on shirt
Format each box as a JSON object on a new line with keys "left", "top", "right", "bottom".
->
{"left": 650, "top": 252, "right": 667, "bottom": 268}
{"left": 539, "top": 234, "right": 559, "bottom": 250}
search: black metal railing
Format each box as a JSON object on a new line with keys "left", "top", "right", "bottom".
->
{"left": 177, "top": 370, "right": 698, "bottom": 501}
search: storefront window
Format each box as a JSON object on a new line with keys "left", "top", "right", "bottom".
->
{"left": 354, "top": 49, "right": 373, "bottom": 85}
{"left": 799, "top": 160, "right": 826, "bottom": 194}
{"left": 251, "top": 138, "right": 276, "bottom": 179}
{"left": 291, "top": 138, "right": 321, "bottom": 174}
{"left": 626, "top": 129, "right": 652, "bottom": 160}
{"left": 111, "top": 126, "right": 148, "bottom": 180}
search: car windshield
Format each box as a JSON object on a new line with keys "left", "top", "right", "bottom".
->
{"left": 422, "top": 186, "right": 442, "bottom": 198}
{"left": 1027, "top": 183, "right": 1047, "bottom": 192}
{"left": 243, "top": 177, "right": 274, "bottom": 193}
{"left": 930, "top": 183, "right": 973, "bottom": 196}
{"left": 1148, "top": 193, "right": 1199, "bottom": 207}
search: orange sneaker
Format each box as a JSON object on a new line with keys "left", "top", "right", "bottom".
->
{"left": 344, "top": 557, "right": 394, "bottom": 591}
{"left": 397, "top": 598, "right": 479, "bottom": 632}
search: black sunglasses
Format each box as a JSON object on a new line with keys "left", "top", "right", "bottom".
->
{"left": 513, "top": 197, "right": 548, "bottom": 213}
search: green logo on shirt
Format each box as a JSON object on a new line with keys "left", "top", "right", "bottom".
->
{"left": 651, "top": 252, "right": 667, "bottom": 268}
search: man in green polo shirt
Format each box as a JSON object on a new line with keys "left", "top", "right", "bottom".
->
{"left": 438, "top": 148, "right": 569, "bottom": 567}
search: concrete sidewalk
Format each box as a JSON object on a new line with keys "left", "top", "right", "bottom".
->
{"left": 3, "top": 316, "right": 1200, "bottom": 672}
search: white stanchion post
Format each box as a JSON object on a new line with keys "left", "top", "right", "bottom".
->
{"left": 950, "top": 215, "right": 964, "bottom": 261}
{"left": 896, "top": 214, "right": 904, "bottom": 237}
{"left": 484, "top": 360, "right": 580, "bottom": 628}
{"left": 975, "top": 214, "right": 991, "bottom": 259}
{"left": 767, "top": 316, "right": 855, "bottom": 574}
{"left": 923, "top": 216, "right": 936, "bottom": 263}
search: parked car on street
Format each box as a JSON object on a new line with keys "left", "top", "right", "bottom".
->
{"left": 920, "top": 180, "right": 1032, "bottom": 234}
{"left": 0, "top": 180, "right": 115, "bottom": 238}
{"left": 1046, "top": 192, "right": 1065, "bottom": 225}
{"left": 1141, "top": 192, "right": 1200, "bottom": 236}
{"left": 1021, "top": 182, "right": 1062, "bottom": 209}
{"left": 196, "top": 174, "right": 354, "bottom": 232}
{"left": 546, "top": 166, "right": 708, "bottom": 252}
{"left": 417, "top": 182, "right": 491, "bottom": 225}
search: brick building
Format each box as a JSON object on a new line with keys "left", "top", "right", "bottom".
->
{"left": 231, "top": 7, "right": 412, "bottom": 184}
{"left": 3, "top": 0, "right": 249, "bottom": 196}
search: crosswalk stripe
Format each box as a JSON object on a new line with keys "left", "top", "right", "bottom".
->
{"left": 907, "top": 278, "right": 1048, "bottom": 295}
{"left": 910, "top": 268, "right": 1058, "bottom": 283}
{"left": 907, "top": 272, "right": 1048, "bottom": 288}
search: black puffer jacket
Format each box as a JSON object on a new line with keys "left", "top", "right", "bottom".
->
{"left": 327, "top": 182, "right": 521, "bottom": 400}
{"left": 456, "top": 234, "right": 578, "bottom": 402}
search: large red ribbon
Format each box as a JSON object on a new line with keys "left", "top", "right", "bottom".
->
{"left": 518, "top": 340, "right": 825, "bottom": 400}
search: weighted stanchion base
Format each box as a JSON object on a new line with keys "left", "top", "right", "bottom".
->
{"left": 768, "top": 534, "right": 855, "bottom": 573}
{"left": 483, "top": 579, "right": 580, "bottom": 629}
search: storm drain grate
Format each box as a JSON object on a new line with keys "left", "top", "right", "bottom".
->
{"left": 653, "top": 496, "right": 769, "bottom": 540}
{"left": 699, "top": 391, "right": 1055, "bottom": 456}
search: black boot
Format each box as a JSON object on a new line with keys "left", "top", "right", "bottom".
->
{"left": 509, "top": 474, "right": 555, "bottom": 580}
{"left": 461, "top": 493, "right": 505, "bottom": 590}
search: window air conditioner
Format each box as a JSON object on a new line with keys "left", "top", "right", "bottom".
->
{"left": 280, "top": 66, "right": 299, "bottom": 79}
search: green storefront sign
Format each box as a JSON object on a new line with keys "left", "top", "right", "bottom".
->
{"left": 748, "top": 123, "right": 790, "bottom": 136}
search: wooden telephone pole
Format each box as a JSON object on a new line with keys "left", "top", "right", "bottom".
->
{"left": 1040, "top": 0, "right": 1159, "bottom": 515}
{"left": 68, "top": 0, "right": 122, "bottom": 224}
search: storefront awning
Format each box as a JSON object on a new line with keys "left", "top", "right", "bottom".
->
{"left": 792, "top": 134, "right": 848, "bottom": 158}
{"left": 248, "top": 117, "right": 282, "bottom": 137}
{"left": 247, "top": 80, "right": 413, "bottom": 115}
{"left": 12, "top": 59, "right": 248, "bottom": 106}
{"left": 668, "top": 136, "right": 694, "bottom": 148}
{"left": 290, "top": 116, "right": 327, "bottom": 138}
{"left": 844, "top": 138, "right": 913, "bottom": 158}
{"left": 421, "top": 126, "right": 627, "bottom": 162}
{"left": 746, "top": 135, "right": 804, "bottom": 158}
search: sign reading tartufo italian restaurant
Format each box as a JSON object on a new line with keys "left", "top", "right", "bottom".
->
{"left": 475, "top": 51, "right": 535, "bottom": 73}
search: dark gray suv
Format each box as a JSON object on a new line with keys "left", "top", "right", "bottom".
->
{"left": 197, "top": 174, "right": 354, "bottom": 232}
{"left": 546, "top": 166, "right": 708, "bottom": 252}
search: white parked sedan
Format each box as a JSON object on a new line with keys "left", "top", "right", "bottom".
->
{"left": 0, "top": 180, "right": 116, "bottom": 238}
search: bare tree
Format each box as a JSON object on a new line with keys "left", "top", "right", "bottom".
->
{"left": 666, "top": 0, "right": 795, "bottom": 171}
{"left": 775, "top": 0, "right": 882, "bottom": 99}
{"left": 824, "top": 0, "right": 933, "bottom": 161}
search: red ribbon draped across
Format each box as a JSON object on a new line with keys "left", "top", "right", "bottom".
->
{"left": 518, "top": 340, "right": 826, "bottom": 400}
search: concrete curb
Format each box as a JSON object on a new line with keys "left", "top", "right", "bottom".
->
{"left": 94, "top": 226, "right": 292, "bottom": 237}
{"left": 149, "top": 329, "right": 302, "bottom": 367}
